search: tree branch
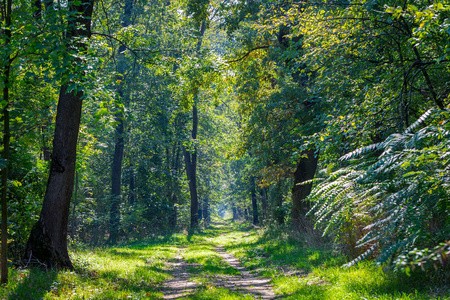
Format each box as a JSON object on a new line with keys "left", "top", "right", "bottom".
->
{"left": 227, "top": 46, "right": 270, "bottom": 63}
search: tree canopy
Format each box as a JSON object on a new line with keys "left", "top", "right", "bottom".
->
{"left": 0, "top": 0, "right": 448, "bottom": 283}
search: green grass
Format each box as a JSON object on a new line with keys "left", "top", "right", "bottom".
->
{"left": 187, "top": 286, "right": 254, "bottom": 300}
{"left": 2, "top": 240, "right": 179, "bottom": 299}
{"left": 183, "top": 244, "right": 240, "bottom": 276}
{"left": 212, "top": 222, "right": 450, "bottom": 300}
{"left": 1, "top": 221, "right": 448, "bottom": 299}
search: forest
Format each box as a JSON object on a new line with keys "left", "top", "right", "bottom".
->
{"left": 0, "top": 0, "right": 449, "bottom": 298}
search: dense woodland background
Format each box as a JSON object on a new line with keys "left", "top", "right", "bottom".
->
{"left": 0, "top": 0, "right": 449, "bottom": 285}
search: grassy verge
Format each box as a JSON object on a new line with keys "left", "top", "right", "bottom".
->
{"left": 1, "top": 221, "right": 448, "bottom": 299}
{"left": 211, "top": 222, "right": 450, "bottom": 300}
{"left": 1, "top": 234, "right": 189, "bottom": 299}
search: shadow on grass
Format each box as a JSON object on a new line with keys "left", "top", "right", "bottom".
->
{"left": 9, "top": 267, "right": 58, "bottom": 300}
{"left": 188, "top": 256, "right": 240, "bottom": 276}
{"left": 224, "top": 231, "right": 343, "bottom": 274}
{"left": 186, "top": 286, "right": 254, "bottom": 300}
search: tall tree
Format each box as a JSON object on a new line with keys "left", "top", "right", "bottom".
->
{"left": 291, "top": 149, "right": 318, "bottom": 231}
{"left": 109, "top": 0, "right": 133, "bottom": 244}
{"left": 1, "top": 0, "right": 12, "bottom": 284}
{"left": 25, "top": 0, "right": 94, "bottom": 269}
{"left": 185, "top": 18, "right": 207, "bottom": 231}
{"left": 250, "top": 176, "right": 258, "bottom": 225}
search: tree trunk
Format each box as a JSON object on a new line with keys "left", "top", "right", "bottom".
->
{"left": 250, "top": 176, "right": 258, "bottom": 225}
{"left": 108, "top": 0, "right": 133, "bottom": 244}
{"left": 169, "top": 144, "right": 180, "bottom": 228}
{"left": 70, "top": 170, "right": 79, "bottom": 238}
{"left": 109, "top": 115, "right": 124, "bottom": 243}
{"left": 232, "top": 204, "right": 237, "bottom": 222}
{"left": 203, "top": 198, "right": 210, "bottom": 224}
{"left": 184, "top": 20, "right": 206, "bottom": 231}
{"left": 24, "top": 0, "right": 94, "bottom": 270}
{"left": 1, "top": 0, "right": 12, "bottom": 283}
{"left": 198, "top": 198, "right": 203, "bottom": 221}
{"left": 184, "top": 133, "right": 198, "bottom": 229}
{"left": 272, "top": 182, "right": 284, "bottom": 225}
{"left": 291, "top": 148, "right": 319, "bottom": 231}
{"left": 260, "top": 187, "right": 267, "bottom": 222}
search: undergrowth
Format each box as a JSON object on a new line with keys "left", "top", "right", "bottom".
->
{"left": 216, "top": 222, "right": 450, "bottom": 300}
{"left": 0, "top": 220, "right": 448, "bottom": 299}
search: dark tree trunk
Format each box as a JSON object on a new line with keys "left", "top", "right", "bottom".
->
{"left": 291, "top": 148, "right": 319, "bottom": 231}
{"left": 169, "top": 144, "right": 181, "bottom": 228}
{"left": 232, "top": 204, "right": 237, "bottom": 222}
{"left": 260, "top": 187, "right": 267, "bottom": 221}
{"left": 109, "top": 115, "right": 124, "bottom": 243}
{"left": 26, "top": 86, "right": 85, "bottom": 269}
{"left": 272, "top": 182, "right": 284, "bottom": 225}
{"left": 250, "top": 176, "right": 258, "bottom": 225}
{"left": 244, "top": 207, "right": 250, "bottom": 221}
{"left": 1, "top": 0, "right": 12, "bottom": 283}
{"left": 184, "top": 20, "right": 206, "bottom": 231}
{"left": 184, "top": 119, "right": 199, "bottom": 230}
{"left": 24, "top": 0, "right": 94, "bottom": 270}
{"left": 70, "top": 170, "right": 79, "bottom": 238}
{"left": 108, "top": 0, "right": 133, "bottom": 244}
{"left": 198, "top": 198, "right": 203, "bottom": 221}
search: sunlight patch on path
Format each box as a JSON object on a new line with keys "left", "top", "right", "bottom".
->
{"left": 161, "top": 248, "right": 199, "bottom": 299}
{"left": 214, "top": 245, "right": 276, "bottom": 299}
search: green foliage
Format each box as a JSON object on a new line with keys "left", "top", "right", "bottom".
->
{"left": 309, "top": 108, "right": 450, "bottom": 269}
{"left": 212, "top": 221, "right": 448, "bottom": 299}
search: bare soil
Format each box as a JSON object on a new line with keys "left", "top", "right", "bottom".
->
{"left": 161, "top": 248, "right": 199, "bottom": 299}
{"left": 160, "top": 245, "right": 276, "bottom": 299}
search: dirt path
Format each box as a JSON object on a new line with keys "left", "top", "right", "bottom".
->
{"left": 161, "top": 248, "right": 199, "bottom": 299}
{"left": 160, "top": 245, "right": 275, "bottom": 299}
{"left": 213, "top": 245, "right": 276, "bottom": 299}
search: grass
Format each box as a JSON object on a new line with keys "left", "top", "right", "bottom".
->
{"left": 212, "top": 222, "right": 450, "bottom": 300}
{"left": 183, "top": 244, "right": 240, "bottom": 276}
{"left": 187, "top": 286, "right": 254, "bottom": 300}
{"left": 1, "top": 220, "right": 448, "bottom": 299}
{"left": 2, "top": 239, "right": 180, "bottom": 299}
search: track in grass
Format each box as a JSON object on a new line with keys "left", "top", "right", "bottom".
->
{"left": 213, "top": 245, "right": 275, "bottom": 299}
{"left": 161, "top": 247, "right": 199, "bottom": 299}
{"left": 160, "top": 223, "right": 276, "bottom": 299}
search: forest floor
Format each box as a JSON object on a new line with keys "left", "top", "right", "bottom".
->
{"left": 2, "top": 220, "right": 449, "bottom": 299}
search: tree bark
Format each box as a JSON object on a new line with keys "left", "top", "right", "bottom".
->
{"left": 108, "top": 0, "right": 133, "bottom": 244}
{"left": 291, "top": 148, "right": 319, "bottom": 231}
{"left": 1, "top": 0, "right": 12, "bottom": 283}
{"left": 272, "top": 182, "right": 284, "bottom": 225}
{"left": 70, "top": 170, "right": 79, "bottom": 238}
{"left": 198, "top": 198, "right": 203, "bottom": 221}
{"left": 184, "top": 20, "right": 206, "bottom": 231}
{"left": 260, "top": 187, "right": 267, "bottom": 222}
{"left": 184, "top": 112, "right": 199, "bottom": 230}
{"left": 109, "top": 115, "right": 124, "bottom": 243}
{"left": 24, "top": 0, "right": 94, "bottom": 270}
{"left": 250, "top": 176, "right": 258, "bottom": 225}
{"left": 169, "top": 143, "right": 181, "bottom": 228}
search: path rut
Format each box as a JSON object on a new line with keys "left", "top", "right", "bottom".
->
{"left": 160, "top": 245, "right": 276, "bottom": 299}
{"left": 213, "top": 245, "right": 276, "bottom": 299}
{"left": 161, "top": 248, "right": 199, "bottom": 299}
